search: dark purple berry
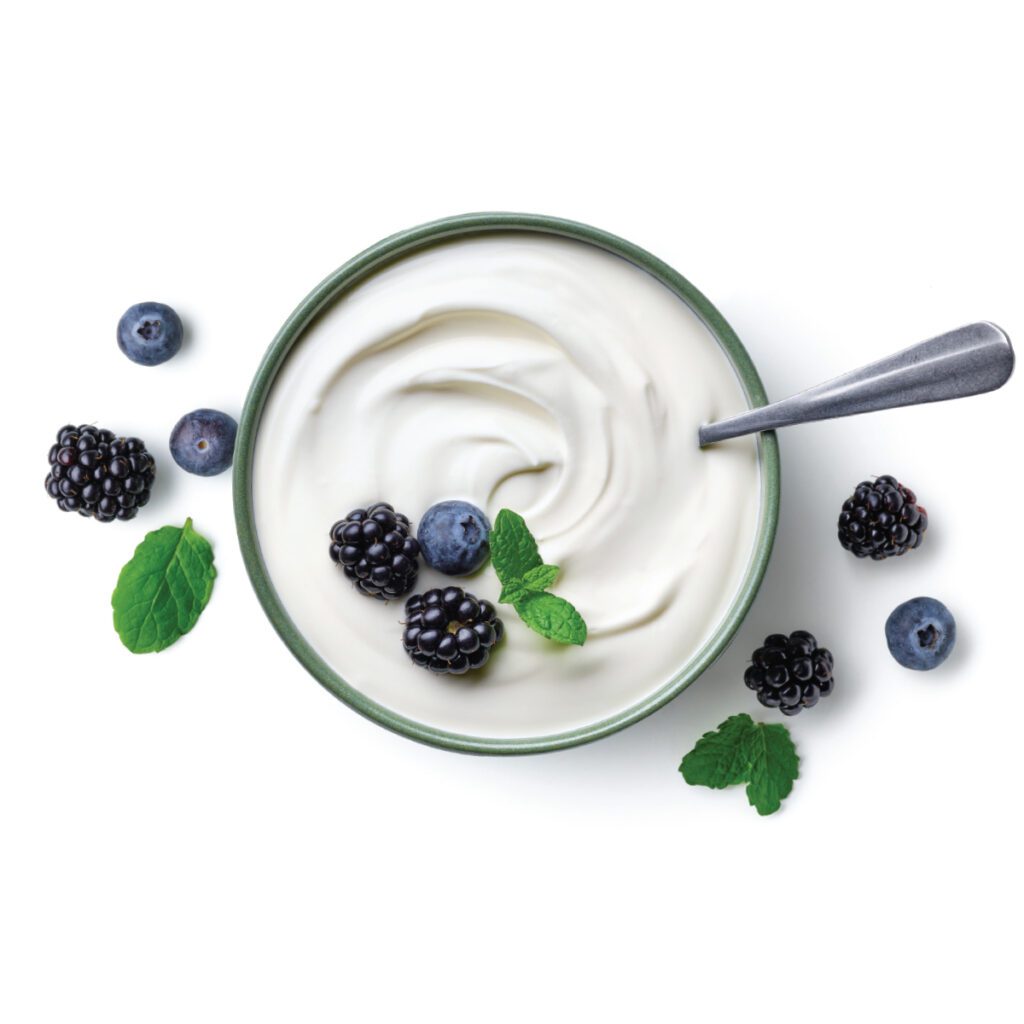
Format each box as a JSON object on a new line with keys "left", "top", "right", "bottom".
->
{"left": 838, "top": 475, "right": 927, "bottom": 559}
{"left": 748, "top": 631, "right": 834, "bottom": 715}
{"left": 44, "top": 424, "right": 155, "bottom": 522}
{"left": 401, "top": 586, "right": 503, "bottom": 675}
{"left": 328, "top": 502, "right": 420, "bottom": 600}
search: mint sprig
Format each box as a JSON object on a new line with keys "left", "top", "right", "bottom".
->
{"left": 491, "top": 509, "right": 542, "bottom": 579}
{"left": 111, "top": 518, "right": 217, "bottom": 653}
{"left": 498, "top": 564, "right": 561, "bottom": 604}
{"left": 679, "top": 714, "right": 799, "bottom": 815}
{"left": 491, "top": 509, "right": 587, "bottom": 646}
{"left": 521, "top": 564, "right": 560, "bottom": 593}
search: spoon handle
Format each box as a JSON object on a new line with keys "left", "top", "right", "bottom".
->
{"left": 699, "top": 321, "right": 1014, "bottom": 447}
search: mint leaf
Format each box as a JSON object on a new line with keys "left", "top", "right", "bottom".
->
{"left": 679, "top": 714, "right": 757, "bottom": 789}
{"left": 679, "top": 715, "right": 799, "bottom": 815}
{"left": 112, "top": 517, "right": 217, "bottom": 653}
{"left": 521, "top": 564, "right": 559, "bottom": 592}
{"left": 515, "top": 591, "right": 587, "bottom": 646}
{"left": 498, "top": 580, "right": 528, "bottom": 604}
{"left": 744, "top": 722, "right": 799, "bottom": 816}
{"left": 491, "top": 509, "right": 541, "bottom": 584}
{"left": 500, "top": 563, "right": 557, "bottom": 602}
{"left": 491, "top": 509, "right": 587, "bottom": 645}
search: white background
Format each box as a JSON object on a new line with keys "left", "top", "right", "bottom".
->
{"left": 2, "top": 2, "right": 1021, "bottom": 1021}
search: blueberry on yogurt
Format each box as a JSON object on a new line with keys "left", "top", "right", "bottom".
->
{"left": 117, "top": 301, "right": 183, "bottom": 366}
{"left": 417, "top": 500, "right": 491, "bottom": 576}
{"left": 169, "top": 408, "right": 237, "bottom": 476}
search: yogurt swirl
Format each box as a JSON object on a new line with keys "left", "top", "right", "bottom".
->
{"left": 253, "top": 234, "right": 761, "bottom": 738}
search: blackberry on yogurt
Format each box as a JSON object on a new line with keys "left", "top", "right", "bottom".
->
{"left": 402, "top": 587, "right": 503, "bottom": 675}
{"left": 329, "top": 502, "right": 421, "bottom": 599}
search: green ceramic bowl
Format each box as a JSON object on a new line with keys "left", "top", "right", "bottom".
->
{"left": 233, "top": 213, "right": 780, "bottom": 755}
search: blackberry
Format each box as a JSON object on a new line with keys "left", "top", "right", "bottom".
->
{"left": 838, "top": 474, "right": 927, "bottom": 559}
{"left": 329, "top": 502, "right": 421, "bottom": 600}
{"left": 744, "top": 630, "right": 834, "bottom": 716}
{"left": 44, "top": 423, "right": 155, "bottom": 522}
{"left": 402, "top": 587, "right": 504, "bottom": 675}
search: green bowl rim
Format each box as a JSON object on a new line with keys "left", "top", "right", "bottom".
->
{"left": 233, "top": 212, "right": 780, "bottom": 755}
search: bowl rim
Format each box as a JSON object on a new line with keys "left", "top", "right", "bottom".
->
{"left": 233, "top": 212, "right": 780, "bottom": 755}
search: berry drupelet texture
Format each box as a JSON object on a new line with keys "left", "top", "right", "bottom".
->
{"left": 402, "top": 587, "right": 504, "bottom": 675}
{"left": 838, "top": 474, "right": 927, "bottom": 559}
{"left": 744, "top": 630, "right": 834, "bottom": 716}
{"left": 329, "top": 502, "right": 421, "bottom": 599}
{"left": 45, "top": 424, "right": 155, "bottom": 522}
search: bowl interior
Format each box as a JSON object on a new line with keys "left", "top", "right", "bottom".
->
{"left": 234, "top": 213, "right": 780, "bottom": 754}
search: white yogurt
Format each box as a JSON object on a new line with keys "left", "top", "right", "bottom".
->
{"left": 253, "top": 234, "right": 762, "bottom": 738}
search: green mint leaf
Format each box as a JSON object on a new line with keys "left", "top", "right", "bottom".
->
{"left": 744, "top": 722, "right": 799, "bottom": 816}
{"left": 679, "top": 716, "right": 799, "bottom": 815}
{"left": 679, "top": 714, "right": 757, "bottom": 789}
{"left": 521, "top": 564, "right": 559, "bottom": 592}
{"left": 491, "top": 509, "right": 588, "bottom": 645}
{"left": 515, "top": 591, "right": 587, "bottom": 646}
{"left": 112, "top": 517, "right": 217, "bottom": 654}
{"left": 498, "top": 580, "right": 528, "bottom": 604}
{"left": 490, "top": 509, "right": 542, "bottom": 585}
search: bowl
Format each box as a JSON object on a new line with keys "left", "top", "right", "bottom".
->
{"left": 233, "top": 213, "right": 780, "bottom": 754}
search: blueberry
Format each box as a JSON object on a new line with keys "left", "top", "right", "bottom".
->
{"left": 169, "top": 408, "right": 237, "bottom": 476}
{"left": 885, "top": 597, "right": 956, "bottom": 670}
{"left": 117, "top": 302, "right": 183, "bottom": 366}
{"left": 417, "top": 500, "right": 491, "bottom": 576}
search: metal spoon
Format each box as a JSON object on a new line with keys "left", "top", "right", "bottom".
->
{"left": 698, "top": 321, "right": 1014, "bottom": 447}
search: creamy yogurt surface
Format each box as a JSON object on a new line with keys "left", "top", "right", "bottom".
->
{"left": 253, "top": 234, "right": 762, "bottom": 738}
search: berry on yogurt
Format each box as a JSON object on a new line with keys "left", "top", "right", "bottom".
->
{"left": 328, "top": 502, "right": 421, "bottom": 600}
{"left": 417, "top": 500, "right": 491, "bottom": 576}
{"left": 402, "top": 587, "right": 503, "bottom": 674}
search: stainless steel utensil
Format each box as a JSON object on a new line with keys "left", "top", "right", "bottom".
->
{"left": 699, "top": 321, "right": 1014, "bottom": 447}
